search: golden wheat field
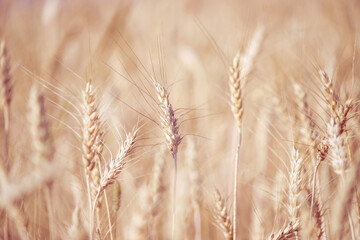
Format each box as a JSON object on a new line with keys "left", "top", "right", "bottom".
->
{"left": 1, "top": 0, "right": 360, "bottom": 239}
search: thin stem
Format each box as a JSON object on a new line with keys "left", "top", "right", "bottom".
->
{"left": 87, "top": 177, "right": 93, "bottom": 240}
{"left": 311, "top": 161, "right": 320, "bottom": 214}
{"left": 44, "top": 187, "right": 54, "bottom": 240}
{"left": 4, "top": 105, "right": 9, "bottom": 171}
{"left": 233, "top": 130, "right": 242, "bottom": 240}
{"left": 3, "top": 104, "right": 9, "bottom": 240}
{"left": 194, "top": 208, "right": 201, "bottom": 240}
{"left": 172, "top": 153, "right": 177, "bottom": 240}
{"left": 91, "top": 190, "right": 101, "bottom": 240}
{"left": 103, "top": 190, "right": 114, "bottom": 240}
{"left": 340, "top": 174, "right": 356, "bottom": 240}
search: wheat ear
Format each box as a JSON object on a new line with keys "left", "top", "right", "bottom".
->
{"left": 287, "top": 147, "right": 303, "bottom": 238}
{"left": 29, "top": 85, "right": 54, "bottom": 164}
{"left": 267, "top": 221, "right": 300, "bottom": 240}
{"left": 82, "top": 82, "right": 100, "bottom": 175}
{"left": 154, "top": 81, "right": 182, "bottom": 239}
{"left": 0, "top": 40, "right": 12, "bottom": 172}
{"left": 213, "top": 188, "right": 233, "bottom": 240}
{"left": 97, "top": 129, "right": 137, "bottom": 195}
{"left": 29, "top": 84, "right": 56, "bottom": 239}
{"left": 90, "top": 129, "right": 136, "bottom": 239}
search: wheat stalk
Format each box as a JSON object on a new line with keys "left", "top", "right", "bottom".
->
{"left": 332, "top": 159, "right": 360, "bottom": 240}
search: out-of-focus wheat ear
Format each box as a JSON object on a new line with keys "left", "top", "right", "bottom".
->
{"left": 149, "top": 145, "right": 166, "bottom": 238}
{"left": 29, "top": 85, "right": 54, "bottom": 164}
{"left": 29, "top": 84, "right": 56, "bottom": 239}
{"left": 293, "top": 83, "right": 317, "bottom": 161}
{"left": 213, "top": 188, "right": 233, "bottom": 240}
{"left": 287, "top": 147, "right": 303, "bottom": 236}
{"left": 240, "top": 26, "right": 264, "bottom": 78}
{"left": 319, "top": 69, "right": 337, "bottom": 117}
{"left": 332, "top": 159, "right": 360, "bottom": 240}
{"left": 127, "top": 186, "right": 151, "bottom": 240}
{"left": 69, "top": 179, "right": 87, "bottom": 240}
{"left": 273, "top": 170, "right": 286, "bottom": 226}
{"left": 267, "top": 221, "right": 300, "bottom": 240}
{"left": 0, "top": 164, "right": 29, "bottom": 240}
{"left": 0, "top": 161, "right": 61, "bottom": 206}
{"left": 0, "top": 40, "right": 12, "bottom": 171}
{"left": 0, "top": 41, "right": 12, "bottom": 111}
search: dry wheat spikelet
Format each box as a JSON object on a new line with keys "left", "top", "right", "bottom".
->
{"left": 213, "top": 188, "right": 233, "bottom": 240}
{"left": 98, "top": 129, "right": 137, "bottom": 195}
{"left": 148, "top": 146, "right": 166, "bottom": 239}
{"left": 0, "top": 40, "right": 12, "bottom": 110}
{"left": 154, "top": 81, "right": 182, "bottom": 156}
{"left": 267, "top": 221, "right": 300, "bottom": 240}
{"left": 0, "top": 165, "right": 29, "bottom": 239}
{"left": 29, "top": 85, "right": 54, "bottom": 164}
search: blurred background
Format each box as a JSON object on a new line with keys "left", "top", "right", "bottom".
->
{"left": 0, "top": 0, "right": 360, "bottom": 239}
